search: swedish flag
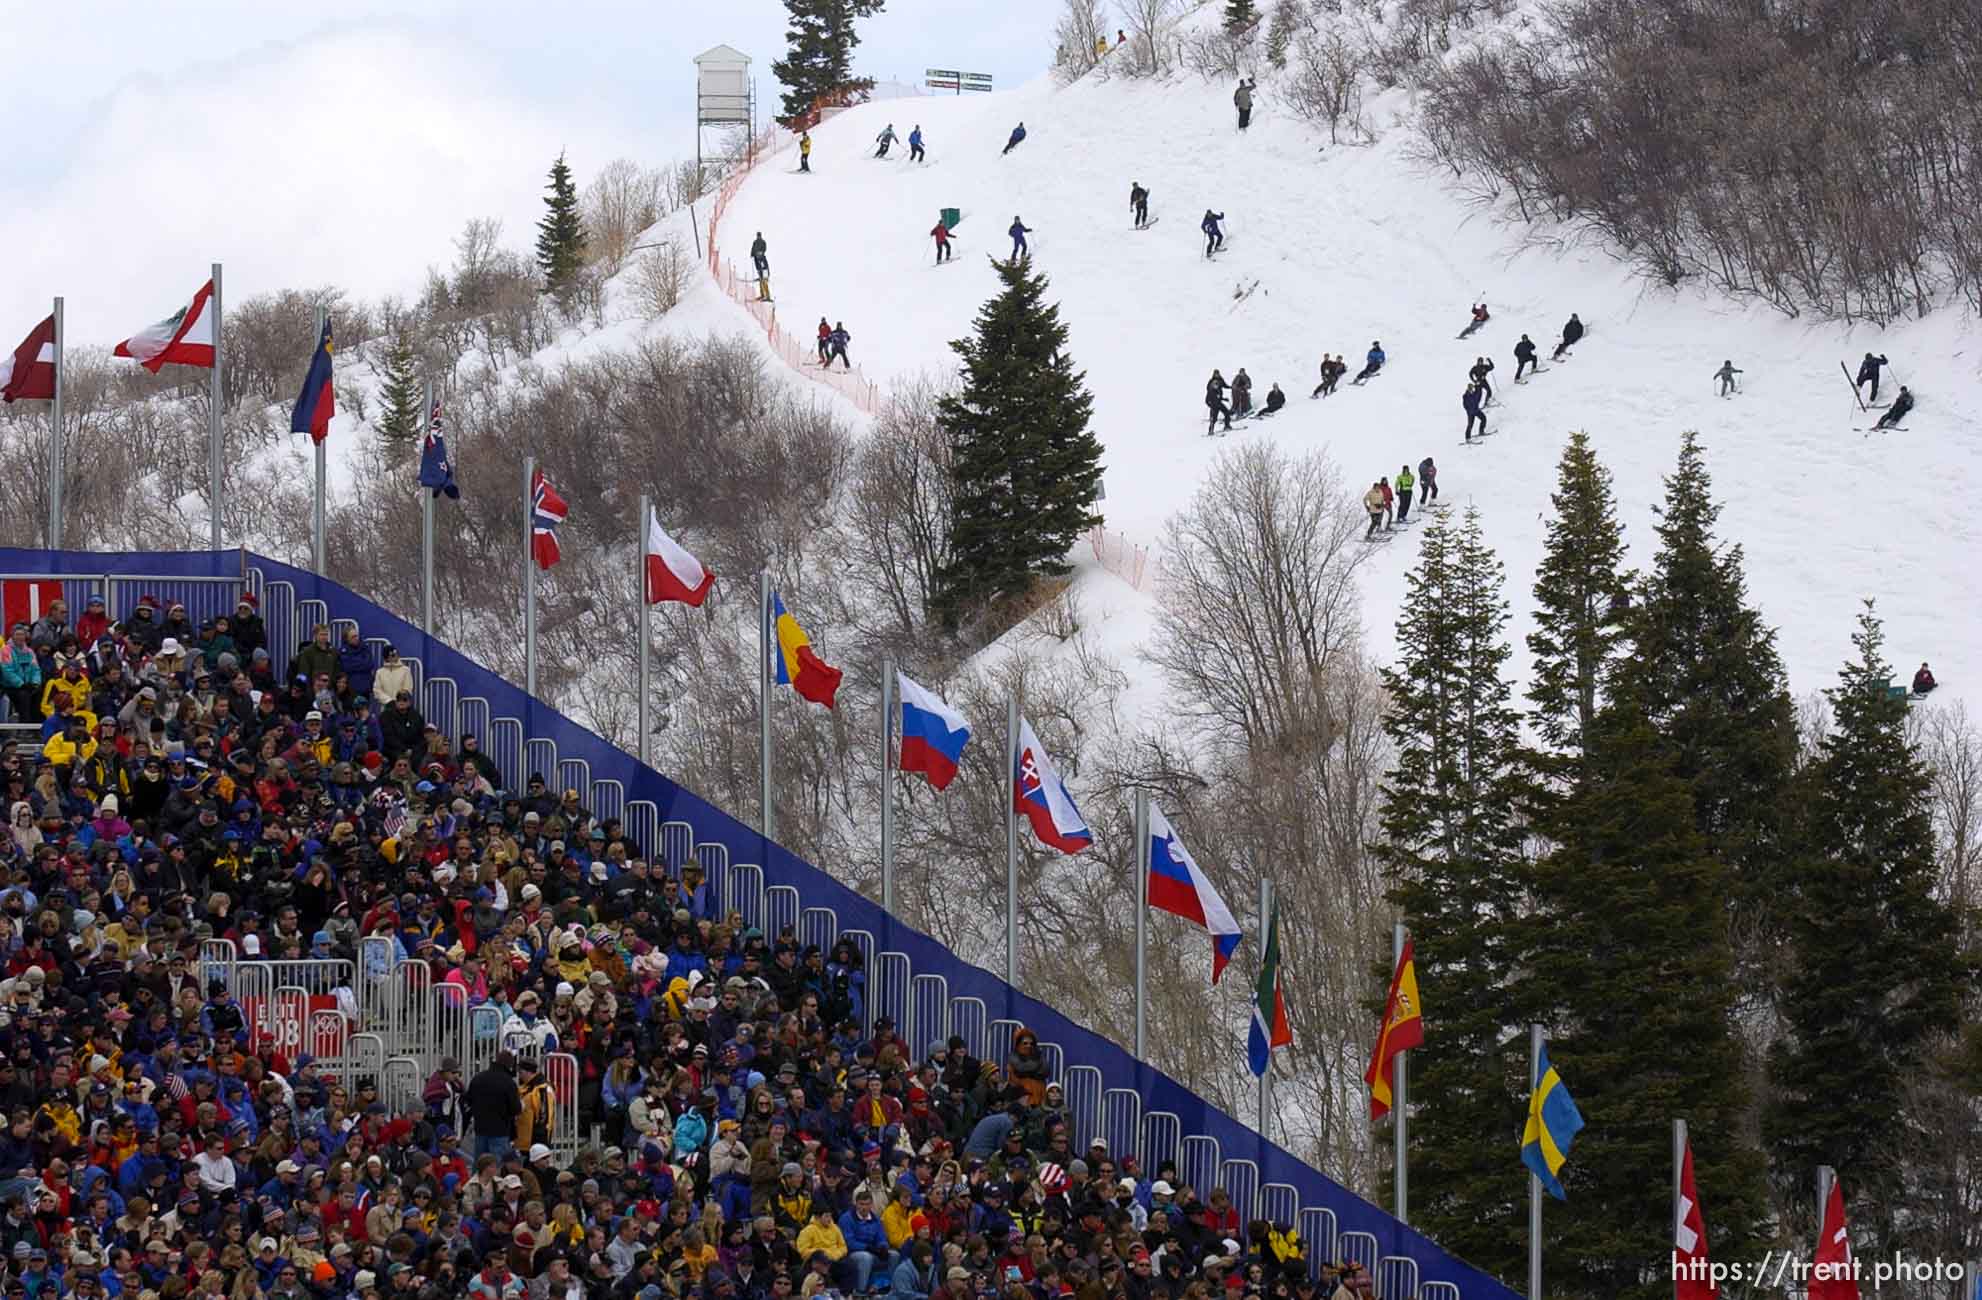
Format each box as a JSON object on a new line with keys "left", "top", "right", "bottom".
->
{"left": 1521, "top": 1044, "right": 1584, "bottom": 1200}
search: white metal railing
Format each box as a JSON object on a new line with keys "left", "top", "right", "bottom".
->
{"left": 1300, "top": 1208, "right": 1339, "bottom": 1275}
{"left": 1380, "top": 1257, "right": 1421, "bottom": 1300}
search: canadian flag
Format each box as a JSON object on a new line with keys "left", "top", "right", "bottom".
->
{"left": 645, "top": 508, "right": 714, "bottom": 606}
{"left": 0, "top": 315, "right": 55, "bottom": 403}
{"left": 1809, "top": 1179, "right": 1859, "bottom": 1300}
{"left": 1673, "top": 1140, "right": 1717, "bottom": 1300}
{"left": 115, "top": 278, "right": 218, "bottom": 372}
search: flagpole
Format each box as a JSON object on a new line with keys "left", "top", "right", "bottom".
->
{"left": 312, "top": 306, "right": 328, "bottom": 576}
{"left": 1133, "top": 788, "right": 1148, "bottom": 1062}
{"left": 1815, "top": 1165, "right": 1833, "bottom": 1236}
{"left": 420, "top": 378, "right": 435, "bottom": 636}
{"left": 47, "top": 297, "right": 63, "bottom": 551}
{"left": 1672, "top": 1118, "right": 1686, "bottom": 1272}
{"left": 524, "top": 455, "right": 538, "bottom": 697}
{"left": 1258, "top": 876, "right": 1275, "bottom": 1140}
{"left": 637, "top": 494, "right": 652, "bottom": 769}
{"left": 759, "top": 570, "right": 774, "bottom": 841}
{"left": 1529, "top": 1023, "right": 1544, "bottom": 1300}
{"left": 1394, "top": 920, "right": 1409, "bottom": 1225}
{"left": 209, "top": 262, "right": 224, "bottom": 550}
{"left": 879, "top": 655, "right": 895, "bottom": 916}
{"left": 1005, "top": 696, "right": 1019, "bottom": 989}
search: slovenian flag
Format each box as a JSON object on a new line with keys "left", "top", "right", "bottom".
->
{"left": 897, "top": 671, "right": 970, "bottom": 790}
{"left": 289, "top": 316, "right": 335, "bottom": 444}
{"left": 1146, "top": 802, "right": 1242, "bottom": 982}
{"left": 1013, "top": 715, "right": 1092, "bottom": 855}
{"left": 115, "top": 278, "right": 218, "bottom": 372}
{"left": 770, "top": 590, "right": 842, "bottom": 708}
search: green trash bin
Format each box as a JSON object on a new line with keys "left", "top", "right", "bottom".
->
{"left": 941, "top": 207, "right": 961, "bottom": 231}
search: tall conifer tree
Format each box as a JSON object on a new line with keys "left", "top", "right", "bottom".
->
{"left": 772, "top": 0, "right": 886, "bottom": 120}
{"left": 535, "top": 152, "right": 587, "bottom": 294}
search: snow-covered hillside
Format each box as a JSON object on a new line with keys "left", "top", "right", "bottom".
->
{"left": 719, "top": 61, "right": 1982, "bottom": 703}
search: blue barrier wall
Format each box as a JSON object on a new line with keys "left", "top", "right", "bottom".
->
{"left": 0, "top": 548, "right": 1519, "bottom": 1300}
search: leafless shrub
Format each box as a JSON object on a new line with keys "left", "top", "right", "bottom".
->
{"left": 1286, "top": 29, "right": 1375, "bottom": 144}
{"left": 631, "top": 237, "right": 692, "bottom": 318}
{"left": 582, "top": 158, "right": 668, "bottom": 276}
{"left": 1119, "top": 0, "right": 1183, "bottom": 77}
{"left": 1182, "top": 22, "right": 1261, "bottom": 79}
{"left": 1052, "top": 0, "right": 1108, "bottom": 82}
{"left": 1036, "top": 585, "right": 1083, "bottom": 643}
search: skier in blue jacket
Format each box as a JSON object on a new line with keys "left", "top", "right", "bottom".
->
{"left": 909, "top": 125, "right": 925, "bottom": 162}
{"left": 1353, "top": 342, "right": 1386, "bottom": 384}
{"left": 1201, "top": 210, "right": 1226, "bottom": 257}
{"left": 1003, "top": 122, "right": 1026, "bottom": 155}
{"left": 1009, "top": 216, "right": 1032, "bottom": 261}
{"left": 1463, "top": 381, "right": 1488, "bottom": 441}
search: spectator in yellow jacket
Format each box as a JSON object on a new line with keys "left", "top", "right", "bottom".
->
{"left": 39, "top": 662, "right": 89, "bottom": 717}
{"left": 795, "top": 1206, "right": 848, "bottom": 1265}
{"left": 42, "top": 718, "right": 98, "bottom": 771}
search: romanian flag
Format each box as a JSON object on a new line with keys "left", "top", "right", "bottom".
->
{"left": 1364, "top": 938, "right": 1423, "bottom": 1119}
{"left": 1521, "top": 1043, "right": 1585, "bottom": 1200}
{"left": 289, "top": 316, "right": 335, "bottom": 443}
{"left": 770, "top": 590, "right": 842, "bottom": 709}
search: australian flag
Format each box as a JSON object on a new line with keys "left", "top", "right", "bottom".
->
{"left": 418, "top": 396, "right": 459, "bottom": 499}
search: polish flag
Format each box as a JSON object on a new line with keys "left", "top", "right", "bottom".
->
{"left": 115, "top": 279, "right": 217, "bottom": 372}
{"left": 0, "top": 315, "right": 55, "bottom": 403}
{"left": 1673, "top": 1139, "right": 1717, "bottom": 1300}
{"left": 644, "top": 508, "right": 714, "bottom": 606}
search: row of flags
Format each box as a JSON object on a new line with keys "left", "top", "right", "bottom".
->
{"left": 2, "top": 278, "right": 220, "bottom": 403}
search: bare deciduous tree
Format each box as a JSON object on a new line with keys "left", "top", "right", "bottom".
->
{"left": 1119, "top": 0, "right": 1182, "bottom": 77}
{"left": 1053, "top": 0, "right": 1109, "bottom": 82}
{"left": 582, "top": 158, "right": 668, "bottom": 276}
{"left": 1286, "top": 29, "right": 1374, "bottom": 145}
{"left": 631, "top": 237, "right": 693, "bottom": 318}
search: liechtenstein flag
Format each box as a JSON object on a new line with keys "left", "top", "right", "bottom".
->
{"left": 897, "top": 671, "right": 970, "bottom": 791}
{"left": 1146, "top": 802, "right": 1243, "bottom": 983}
{"left": 1013, "top": 715, "right": 1092, "bottom": 855}
{"left": 289, "top": 316, "right": 335, "bottom": 444}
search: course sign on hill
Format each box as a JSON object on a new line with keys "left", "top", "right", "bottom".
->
{"left": 926, "top": 68, "right": 993, "bottom": 93}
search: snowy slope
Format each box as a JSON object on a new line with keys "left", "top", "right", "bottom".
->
{"left": 720, "top": 65, "right": 1982, "bottom": 703}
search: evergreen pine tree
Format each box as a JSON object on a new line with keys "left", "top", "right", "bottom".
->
{"left": 1527, "top": 431, "right": 1630, "bottom": 761}
{"left": 1264, "top": 1, "right": 1299, "bottom": 67}
{"left": 1376, "top": 510, "right": 1529, "bottom": 1281}
{"left": 931, "top": 258, "right": 1101, "bottom": 629}
{"left": 1765, "top": 602, "right": 1967, "bottom": 1240}
{"left": 1225, "top": 0, "right": 1261, "bottom": 32}
{"left": 535, "top": 151, "right": 587, "bottom": 295}
{"left": 772, "top": 0, "right": 886, "bottom": 121}
{"left": 376, "top": 334, "right": 423, "bottom": 463}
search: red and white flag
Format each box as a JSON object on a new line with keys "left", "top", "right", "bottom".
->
{"left": 115, "top": 278, "right": 217, "bottom": 372}
{"left": 1, "top": 579, "right": 62, "bottom": 631}
{"left": 644, "top": 508, "right": 714, "bottom": 606}
{"left": 0, "top": 315, "right": 55, "bottom": 403}
{"left": 1673, "top": 1139, "right": 1717, "bottom": 1300}
{"left": 1809, "top": 1179, "right": 1859, "bottom": 1300}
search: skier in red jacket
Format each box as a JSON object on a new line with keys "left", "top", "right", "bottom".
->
{"left": 930, "top": 218, "right": 953, "bottom": 264}
{"left": 817, "top": 318, "right": 831, "bottom": 364}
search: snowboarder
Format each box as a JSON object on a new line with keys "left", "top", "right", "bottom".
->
{"left": 1913, "top": 663, "right": 1937, "bottom": 695}
{"left": 1418, "top": 456, "right": 1438, "bottom": 506}
{"left": 1856, "top": 351, "right": 1890, "bottom": 403}
{"left": 1714, "top": 360, "right": 1742, "bottom": 397}
{"left": 1396, "top": 462, "right": 1415, "bottom": 522}
{"left": 875, "top": 124, "right": 898, "bottom": 158}
{"left": 828, "top": 322, "right": 851, "bottom": 370}
{"left": 1312, "top": 354, "right": 1345, "bottom": 398}
{"left": 1873, "top": 385, "right": 1913, "bottom": 430}
{"left": 1363, "top": 481, "right": 1388, "bottom": 538}
{"left": 1201, "top": 210, "right": 1226, "bottom": 257}
{"left": 1230, "top": 367, "right": 1253, "bottom": 416}
{"left": 1234, "top": 77, "right": 1256, "bottom": 130}
{"left": 1352, "top": 342, "right": 1385, "bottom": 384}
{"left": 1379, "top": 477, "right": 1395, "bottom": 528}
{"left": 1003, "top": 123, "right": 1027, "bottom": 155}
{"left": 909, "top": 125, "right": 926, "bottom": 163}
{"left": 799, "top": 131, "right": 813, "bottom": 173}
{"left": 1551, "top": 313, "right": 1584, "bottom": 360}
{"left": 1009, "top": 216, "right": 1032, "bottom": 261}
{"left": 1096, "top": 34, "right": 1108, "bottom": 57}
{"left": 1469, "top": 356, "right": 1495, "bottom": 404}
{"left": 1513, "top": 333, "right": 1538, "bottom": 381}
{"left": 930, "top": 216, "right": 954, "bottom": 264}
{"left": 1130, "top": 182, "right": 1151, "bottom": 229}
{"left": 750, "top": 233, "right": 769, "bottom": 278}
{"left": 1206, "top": 371, "right": 1233, "bottom": 435}
{"left": 816, "top": 318, "right": 831, "bottom": 365}
{"left": 1459, "top": 302, "right": 1490, "bottom": 339}
{"left": 1463, "top": 382, "right": 1487, "bottom": 441}
{"left": 1256, "top": 383, "right": 1286, "bottom": 417}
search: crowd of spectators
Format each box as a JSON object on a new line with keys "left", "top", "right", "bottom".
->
{"left": 0, "top": 589, "right": 1370, "bottom": 1300}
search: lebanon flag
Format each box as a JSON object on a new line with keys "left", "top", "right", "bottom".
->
{"left": 1809, "top": 1180, "right": 1859, "bottom": 1300}
{"left": 115, "top": 279, "right": 217, "bottom": 372}
{"left": 1674, "top": 1139, "right": 1718, "bottom": 1300}
{"left": 645, "top": 508, "right": 714, "bottom": 606}
{"left": 0, "top": 315, "right": 55, "bottom": 403}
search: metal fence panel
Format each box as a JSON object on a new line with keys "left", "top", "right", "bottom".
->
{"left": 1419, "top": 1283, "right": 1459, "bottom": 1300}
{"left": 1103, "top": 1089, "right": 1143, "bottom": 1170}
{"left": 910, "top": 975, "right": 949, "bottom": 1061}
{"left": 841, "top": 930, "right": 875, "bottom": 1034}
{"left": 490, "top": 719, "right": 525, "bottom": 792}
{"left": 1300, "top": 1209, "right": 1339, "bottom": 1275}
{"left": 106, "top": 575, "right": 244, "bottom": 631}
{"left": 727, "top": 863, "right": 764, "bottom": 929}
{"left": 1063, "top": 1064, "right": 1102, "bottom": 1152}
{"left": 426, "top": 677, "right": 459, "bottom": 742}
{"left": 306, "top": 1008, "right": 351, "bottom": 1072}
{"left": 592, "top": 780, "right": 625, "bottom": 830}
{"left": 199, "top": 938, "right": 237, "bottom": 990}
{"left": 660, "top": 820, "right": 694, "bottom": 874}
{"left": 559, "top": 758, "right": 591, "bottom": 804}
{"left": 1142, "top": 1111, "right": 1183, "bottom": 1183}
{"left": 297, "top": 599, "right": 330, "bottom": 647}
{"left": 270, "top": 987, "right": 311, "bottom": 1061}
{"left": 1339, "top": 1232, "right": 1380, "bottom": 1278}
{"left": 1219, "top": 1157, "right": 1260, "bottom": 1224}
{"left": 872, "top": 951, "right": 911, "bottom": 1045}
{"left": 1181, "top": 1134, "right": 1221, "bottom": 1202}
{"left": 525, "top": 738, "right": 559, "bottom": 790}
{"left": 458, "top": 697, "right": 494, "bottom": 761}
{"left": 261, "top": 581, "right": 297, "bottom": 669}
{"left": 988, "top": 1019, "right": 1021, "bottom": 1068}
{"left": 951, "top": 998, "right": 988, "bottom": 1061}
{"left": 546, "top": 1052, "right": 581, "bottom": 1164}
{"left": 1378, "top": 1257, "right": 1420, "bottom": 1300}
{"left": 382, "top": 1056, "right": 423, "bottom": 1116}
{"left": 1040, "top": 1041, "right": 1065, "bottom": 1086}
{"left": 233, "top": 963, "right": 274, "bottom": 1041}
{"left": 697, "top": 843, "right": 731, "bottom": 916}
{"left": 801, "top": 907, "right": 838, "bottom": 954}
{"left": 466, "top": 1006, "right": 504, "bottom": 1078}
{"left": 1259, "top": 1182, "right": 1299, "bottom": 1232}
{"left": 765, "top": 883, "right": 799, "bottom": 941}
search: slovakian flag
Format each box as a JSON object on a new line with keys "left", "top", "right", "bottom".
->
{"left": 531, "top": 469, "right": 568, "bottom": 570}
{"left": 289, "top": 316, "right": 335, "bottom": 443}
{"left": 0, "top": 315, "right": 55, "bottom": 403}
{"left": 1247, "top": 893, "right": 1292, "bottom": 1077}
{"left": 1146, "top": 802, "right": 1241, "bottom": 982}
{"left": 645, "top": 508, "right": 713, "bottom": 606}
{"left": 897, "top": 671, "right": 970, "bottom": 790}
{"left": 419, "top": 398, "right": 459, "bottom": 499}
{"left": 1673, "top": 1139, "right": 1718, "bottom": 1300}
{"left": 770, "top": 590, "right": 842, "bottom": 708}
{"left": 1809, "top": 1180, "right": 1858, "bottom": 1300}
{"left": 1013, "top": 715, "right": 1092, "bottom": 855}
{"left": 1364, "top": 938, "right": 1424, "bottom": 1119}
{"left": 115, "top": 279, "right": 217, "bottom": 372}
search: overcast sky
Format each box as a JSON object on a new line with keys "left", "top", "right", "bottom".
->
{"left": 0, "top": 0, "right": 1059, "bottom": 346}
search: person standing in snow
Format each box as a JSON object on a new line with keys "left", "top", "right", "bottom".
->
{"left": 1003, "top": 123, "right": 1027, "bottom": 155}
{"left": 909, "top": 126, "right": 926, "bottom": 163}
{"left": 799, "top": 130, "right": 813, "bottom": 173}
{"left": 1363, "top": 481, "right": 1389, "bottom": 539}
{"left": 1468, "top": 355, "right": 1495, "bottom": 404}
{"left": 1856, "top": 351, "right": 1890, "bottom": 404}
{"left": 1463, "top": 381, "right": 1488, "bottom": 441}
{"left": 1201, "top": 210, "right": 1226, "bottom": 257}
{"left": 828, "top": 322, "right": 852, "bottom": 370}
{"left": 1234, "top": 77, "right": 1256, "bottom": 129}
{"left": 1353, "top": 343, "right": 1385, "bottom": 384}
{"left": 875, "top": 124, "right": 898, "bottom": 158}
{"left": 817, "top": 318, "right": 832, "bottom": 365}
{"left": 1714, "top": 359, "right": 1742, "bottom": 396}
{"left": 930, "top": 216, "right": 954, "bottom": 263}
{"left": 1395, "top": 463, "right": 1415, "bottom": 523}
{"left": 1206, "top": 371, "right": 1233, "bottom": 435}
{"left": 1418, "top": 456, "right": 1438, "bottom": 507}
{"left": 1379, "top": 477, "right": 1395, "bottom": 528}
{"left": 1513, "top": 334, "right": 1538, "bottom": 382}
{"left": 1312, "top": 353, "right": 1345, "bottom": 398}
{"left": 1230, "top": 367, "right": 1253, "bottom": 416}
{"left": 751, "top": 233, "right": 769, "bottom": 279}
{"left": 1130, "top": 182, "right": 1151, "bottom": 229}
{"left": 1551, "top": 313, "right": 1584, "bottom": 360}
{"left": 1009, "top": 216, "right": 1033, "bottom": 261}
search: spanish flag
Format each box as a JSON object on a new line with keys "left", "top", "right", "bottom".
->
{"left": 770, "top": 590, "right": 843, "bottom": 709}
{"left": 1364, "top": 938, "right": 1423, "bottom": 1119}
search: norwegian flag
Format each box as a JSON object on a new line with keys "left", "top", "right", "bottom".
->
{"left": 531, "top": 468, "right": 568, "bottom": 570}
{"left": 419, "top": 398, "right": 459, "bottom": 499}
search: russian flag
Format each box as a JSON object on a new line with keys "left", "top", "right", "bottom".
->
{"left": 1014, "top": 715, "right": 1092, "bottom": 855}
{"left": 898, "top": 671, "right": 970, "bottom": 791}
{"left": 1147, "top": 802, "right": 1243, "bottom": 982}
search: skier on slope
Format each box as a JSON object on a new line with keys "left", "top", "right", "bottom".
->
{"left": 1513, "top": 334, "right": 1538, "bottom": 381}
{"left": 1873, "top": 385, "right": 1913, "bottom": 430}
{"left": 1469, "top": 355, "right": 1495, "bottom": 404}
{"left": 1395, "top": 462, "right": 1415, "bottom": 523}
{"left": 1353, "top": 342, "right": 1386, "bottom": 384}
{"left": 1312, "top": 354, "right": 1345, "bottom": 398}
{"left": 751, "top": 233, "right": 769, "bottom": 278}
{"left": 1363, "top": 482, "right": 1389, "bottom": 539}
{"left": 909, "top": 125, "right": 926, "bottom": 163}
{"left": 1379, "top": 477, "right": 1395, "bottom": 528}
{"left": 1130, "top": 182, "right": 1151, "bottom": 229}
{"left": 1009, "top": 216, "right": 1033, "bottom": 261}
{"left": 1234, "top": 77, "right": 1257, "bottom": 130}
{"left": 1463, "top": 382, "right": 1488, "bottom": 442}
{"left": 1714, "top": 360, "right": 1742, "bottom": 396}
{"left": 799, "top": 130, "right": 813, "bottom": 173}
{"left": 1003, "top": 123, "right": 1027, "bottom": 155}
{"left": 1856, "top": 351, "right": 1890, "bottom": 404}
{"left": 1418, "top": 456, "right": 1439, "bottom": 507}
{"left": 1230, "top": 368, "right": 1253, "bottom": 417}
{"left": 1206, "top": 371, "right": 1233, "bottom": 435}
{"left": 827, "top": 322, "right": 852, "bottom": 370}
{"left": 1913, "top": 663, "right": 1937, "bottom": 695}
{"left": 930, "top": 216, "right": 954, "bottom": 264}
{"left": 1257, "top": 383, "right": 1287, "bottom": 417}
{"left": 1551, "top": 313, "right": 1584, "bottom": 360}
{"left": 1201, "top": 210, "right": 1227, "bottom": 257}
{"left": 817, "top": 318, "right": 832, "bottom": 365}
{"left": 875, "top": 124, "right": 898, "bottom": 158}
